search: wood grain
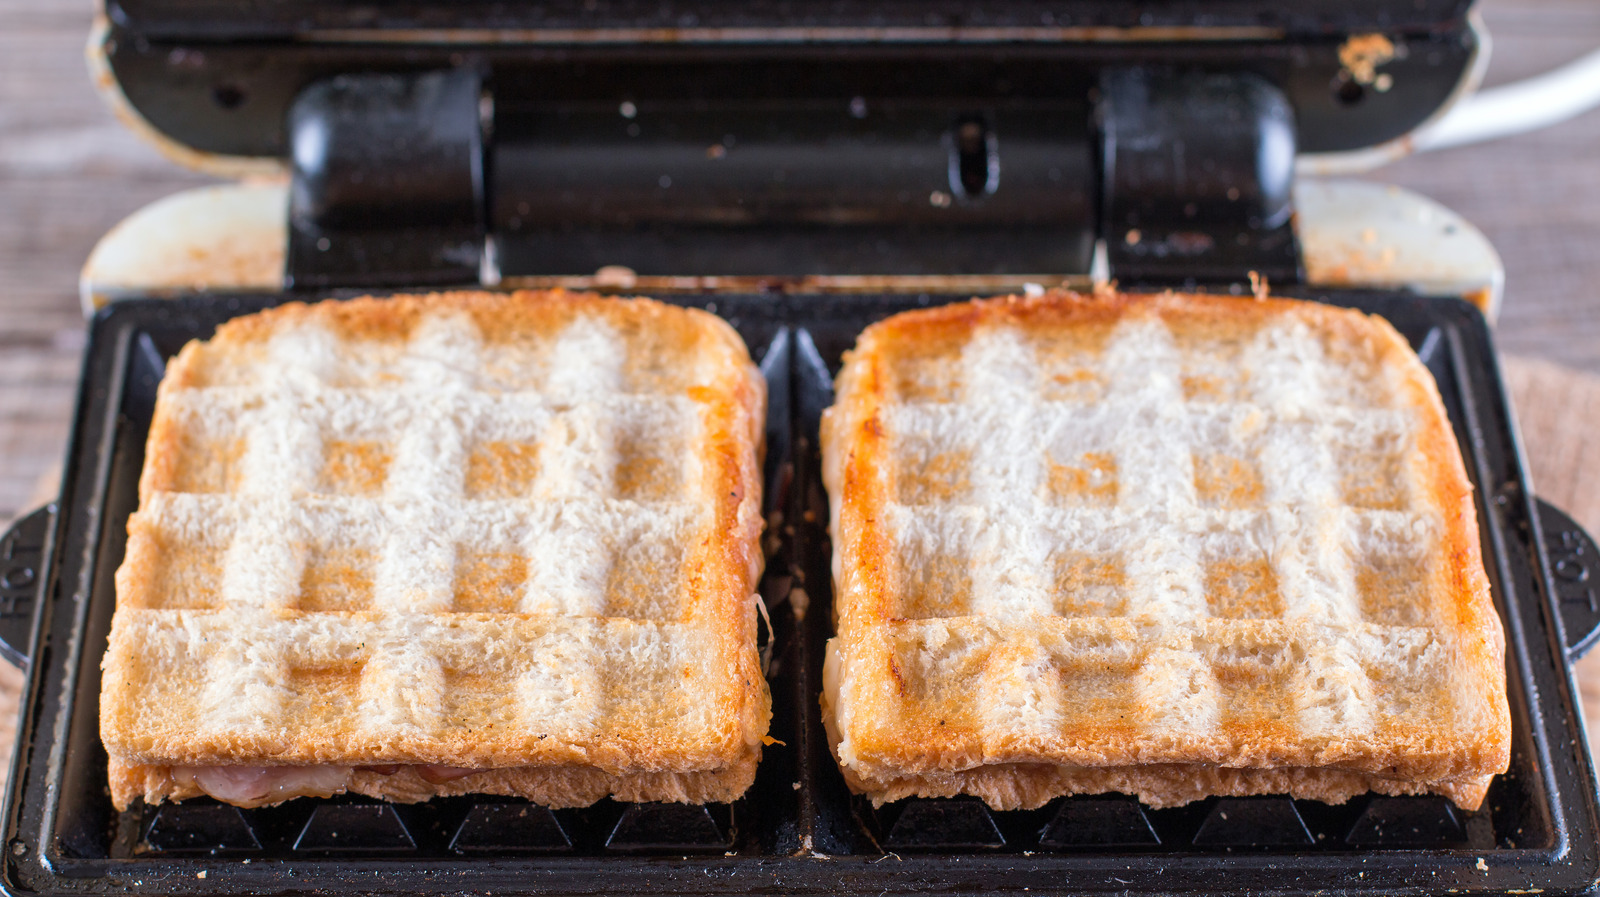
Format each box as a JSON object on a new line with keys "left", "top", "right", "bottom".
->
{"left": 1, "top": 0, "right": 1598, "bottom": 792}
{"left": 1383, "top": 0, "right": 1600, "bottom": 371}
{"left": 0, "top": 1, "right": 212, "bottom": 525}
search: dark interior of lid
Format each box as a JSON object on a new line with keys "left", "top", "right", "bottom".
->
{"left": 111, "top": 0, "right": 1473, "bottom": 41}
{"left": 106, "top": 41, "right": 1478, "bottom": 164}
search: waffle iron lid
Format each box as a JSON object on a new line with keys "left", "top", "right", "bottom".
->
{"left": 110, "top": 0, "right": 1474, "bottom": 40}
{"left": 99, "top": 0, "right": 1483, "bottom": 164}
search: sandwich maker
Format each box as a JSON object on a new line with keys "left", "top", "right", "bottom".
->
{"left": 3, "top": 1, "right": 1599, "bottom": 894}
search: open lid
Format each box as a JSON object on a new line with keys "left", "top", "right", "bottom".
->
{"left": 91, "top": 0, "right": 1487, "bottom": 285}
{"left": 100, "top": 0, "right": 1482, "bottom": 165}
{"left": 112, "top": 0, "right": 1474, "bottom": 41}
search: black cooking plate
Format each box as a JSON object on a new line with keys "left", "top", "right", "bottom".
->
{"left": 2, "top": 289, "right": 1597, "bottom": 896}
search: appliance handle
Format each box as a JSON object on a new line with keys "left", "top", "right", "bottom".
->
{"left": 0, "top": 505, "right": 53, "bottom": 670}
{"left": 1535, "top": 498, "right": 1600, "bottom": 662}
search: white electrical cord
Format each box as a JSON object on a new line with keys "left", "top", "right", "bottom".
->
{"left": 1415, "top": 46, "right": 1600, "bottom": 151}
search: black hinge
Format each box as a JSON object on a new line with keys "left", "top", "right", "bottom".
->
{"left": 286, "top": 68, "right": 486, "bottom": 290}
{"left": 1537, "top": 498, "right": 1600, "bottom": 661}
{"left": 0, "top": 505, "right": 54, "bottom": 670}
{"left": 1099, "top": 68, "right": 1304, "bottom": 287}
{"left": 281, "top": 65, "right": 1301, "bottom": 286}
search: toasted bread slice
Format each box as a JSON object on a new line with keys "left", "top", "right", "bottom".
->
{"left": 101, "top": 290, "right": 769, "bottom": 809}
{"left": 821, "top": 290, "right": 1508, "bottom": 811}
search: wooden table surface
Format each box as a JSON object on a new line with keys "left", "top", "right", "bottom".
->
{"left": 1, "top": 0, "right": 1598, "bottom": 791}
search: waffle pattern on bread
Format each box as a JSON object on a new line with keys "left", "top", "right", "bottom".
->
{"left": 821, "top": 291, "right": 1508, "bottom": 811}
{"left": 101, "top": 291, "right": 769, "bottom": 809}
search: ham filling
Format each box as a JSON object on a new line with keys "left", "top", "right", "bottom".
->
{"left": 172, "top": 764, "right": 486, "bottom": 806}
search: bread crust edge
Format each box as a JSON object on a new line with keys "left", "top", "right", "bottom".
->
{"left": 820, "top": 290, "right": 1510, "bottom": 812}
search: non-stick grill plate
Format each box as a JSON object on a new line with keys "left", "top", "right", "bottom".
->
{"left": 2, "top": 289, "right": 1596, "bottom": 897}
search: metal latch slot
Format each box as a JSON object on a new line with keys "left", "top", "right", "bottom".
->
{"left": 949, "top": 115, "right": 999, "bottom": 200}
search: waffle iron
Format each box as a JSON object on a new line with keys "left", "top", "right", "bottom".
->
{"left": 4, "top": 2, "right": 1599, "bottom": 894}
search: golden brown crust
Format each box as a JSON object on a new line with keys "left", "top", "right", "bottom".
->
{"left": 821, "top": 290, "right": 1509, "bottom": 811}
{"left": 103, "top": 290, "right": 770, "bottom": 809}
{"left": 820, "top": 650, "right": 1491, "bottom": 811}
